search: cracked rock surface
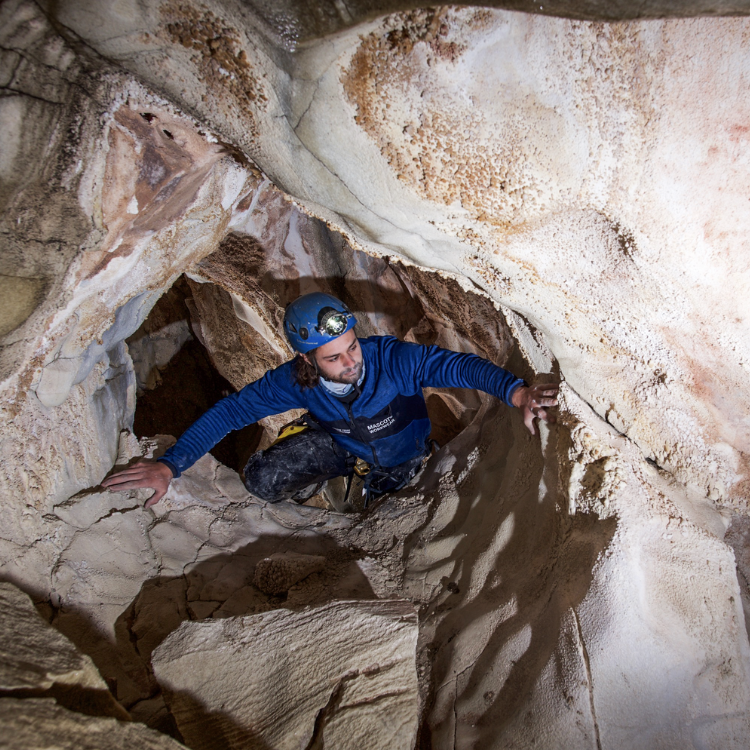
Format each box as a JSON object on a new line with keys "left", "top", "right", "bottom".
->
{"left": 0, "top": 698, "right": 187, "bottom": 750}
{"left": 0, "top": 582, "right": 128, "bottom": 721}
{"left": 152, "top": 599, "right": 419, "bottom": 750}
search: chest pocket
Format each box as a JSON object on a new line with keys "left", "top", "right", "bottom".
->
{"left": 354, "top": 393, "right": 428, "bottom": 443}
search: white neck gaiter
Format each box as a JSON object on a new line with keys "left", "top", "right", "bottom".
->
{"left": 319, "top": 361, "right": 366, "bottom": 396}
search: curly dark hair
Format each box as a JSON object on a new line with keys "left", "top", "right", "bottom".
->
{"left": 293, "top": 353, "right": 319, "bottom": 389}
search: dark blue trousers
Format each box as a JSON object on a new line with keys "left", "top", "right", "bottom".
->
{"left": 242, "top": 428, "right": 426, "bottom": 503}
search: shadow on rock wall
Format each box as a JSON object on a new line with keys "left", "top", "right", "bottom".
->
{"left": 114, "top": 532, "right": 374, "bottom": 724}
{"left": 199, "top": 235, "right": 515, "bottom": 363}
{"left": 402, "top": 404, "right": 618, "bottom": 747}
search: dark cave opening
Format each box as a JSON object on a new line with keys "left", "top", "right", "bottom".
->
{"left": 128, "top": 276, "right": 264, "bottom": 474}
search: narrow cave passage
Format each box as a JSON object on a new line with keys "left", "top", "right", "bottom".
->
{"left": 127, "top": 204, "right": 521, "bottom": 490}
{"left": 2, "top": 1, "right": 750, "bottom": 747}
{"left": 49, "top": 204, "right": 558, "bottom": 743}
{"left": 24, "top": 200, "right": 746, "bottom": 750}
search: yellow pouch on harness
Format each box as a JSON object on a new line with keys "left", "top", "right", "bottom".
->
{"left": 271, "top": 423, "right": 308, "bottom": 446}
{"left": 272, "top": 419, "right": 371, "bottom": 480}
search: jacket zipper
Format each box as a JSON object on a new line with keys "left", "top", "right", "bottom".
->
{"left": 343, "top": 387, "right": 379, "bottom": 466}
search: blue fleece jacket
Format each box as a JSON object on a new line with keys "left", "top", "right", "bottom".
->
{"left": 158, "top": 336, "right": 524, "bottom": 476}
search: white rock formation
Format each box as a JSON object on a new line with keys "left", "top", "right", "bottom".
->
{"left": 152, "top": 600, "right": 420, "bottom": 750}
{"left": 1, "top": 1, "right": 750, "bottom": 749}
{"left": 51, "top": 1, "right": 750, "bottom": 509}
{"left": 405, "top": 391, "right": 750, "bottom": 748}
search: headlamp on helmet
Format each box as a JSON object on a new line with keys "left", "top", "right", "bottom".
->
{"left": 283, "top": 292, "right": 358, "bottom": 353}
{"left": 318, "top": 307, "right": 353, "bottom": 337}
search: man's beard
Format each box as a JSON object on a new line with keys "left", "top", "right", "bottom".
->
{"left": 324, "top": 360, "right": 362, "bottom": 385}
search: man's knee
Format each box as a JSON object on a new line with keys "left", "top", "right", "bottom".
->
{"left": 242, "top": 450, "right": 294, "bottom": 502}
{"left": 242, "top": 429, "right": 350, "bottom": 502}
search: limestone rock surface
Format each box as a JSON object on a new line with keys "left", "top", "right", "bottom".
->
{"left": 0, "top": 698, "right": 188, "bottom": 750}
{"left": 52, "top": 0, "right": 750, "bottom": 510}
{"left": 404, "top": 390, "right": 750, "bottom": 749}
{"left": 0, "top": 428, "right": 389, "bottom": 718}
{"left": 253, "top": 552, "right": 326, "bottom": 595}
{"left": 1, "top": 2, "right": 750, "bottom": 749}
{"left": 0, "top": 0, "right": 252, "bottom": 529}
{"left": 223, "top": 1, "right": 750, "bottom": 44}
{"left": 152, "top": 599, "right": 419, "bottom": 750}
{"left": 0, "top": 582, "right": 128, "bottom": 720}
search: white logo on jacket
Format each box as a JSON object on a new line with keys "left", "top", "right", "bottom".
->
{"left": 367, "top": 416, "right": 395, "bottom": 433}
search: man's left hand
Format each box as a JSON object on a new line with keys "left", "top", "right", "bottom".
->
{"left": 511, "top": 383, "right": 559, "bottom": 435}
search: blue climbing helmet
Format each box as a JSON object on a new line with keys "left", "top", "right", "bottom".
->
{"left": 283, "top": 292, "right": 357, "bottom": 353}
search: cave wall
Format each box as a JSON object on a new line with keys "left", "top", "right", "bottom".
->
{"left": 2, "top": 1, "right": 750, "bottom": 748}
{"left": 48, "top": 0, "right": 750, "bottom": 512}
{"left": 0, "top": 1, "right": 257, "bottom": 577}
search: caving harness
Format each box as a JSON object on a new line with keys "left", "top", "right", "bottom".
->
{"left": 271, "top": 412, "right": 434, "bottom": 508}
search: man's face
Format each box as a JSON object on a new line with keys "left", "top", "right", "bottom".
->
{"left": 307, "top": 329, "right": 363, "bottom": 385}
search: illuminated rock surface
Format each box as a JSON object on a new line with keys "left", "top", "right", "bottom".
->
{"left": 1, "top": 0, "right": 750, "bottom": 748}
{"left": 152, "top": 600, "right": 419, "bottom": 750}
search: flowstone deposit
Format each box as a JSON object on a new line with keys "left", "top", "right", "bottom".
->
{"left": 2, "top": 1, "right": 750, "bottom": 748}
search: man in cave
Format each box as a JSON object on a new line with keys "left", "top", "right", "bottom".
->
{"left": 102, "top": 292, "right": 558, "bottom": 508}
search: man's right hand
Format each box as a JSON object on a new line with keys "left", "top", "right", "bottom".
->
{"left": 101, "top": 460, "right": 174, "bottom": 508}
{"left": 511, "top": 383, "right": 559, "bottom": 436}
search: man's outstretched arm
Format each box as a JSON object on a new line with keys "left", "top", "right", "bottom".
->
{"left": 385, "top": 338, "right": 559, "bottom": 435}
{"left": 101, "top": 362, "right": 305, "bottom": 506}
